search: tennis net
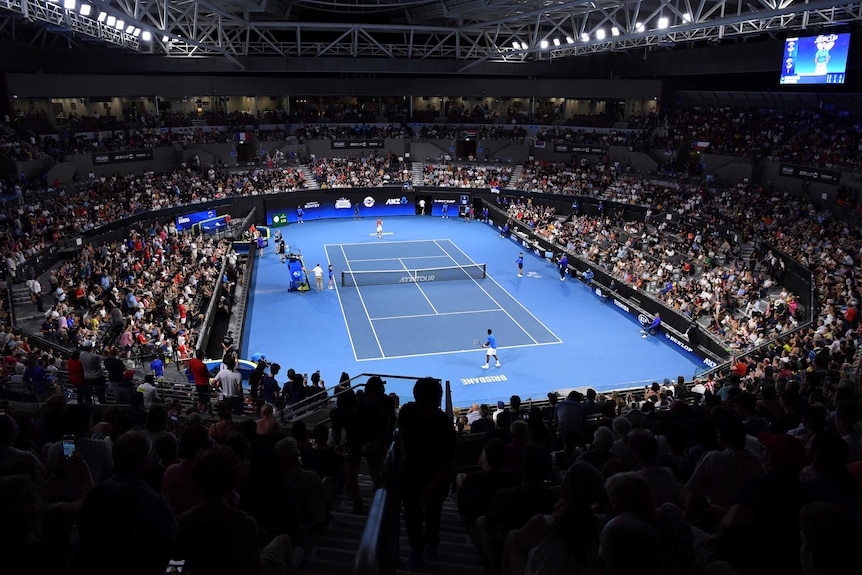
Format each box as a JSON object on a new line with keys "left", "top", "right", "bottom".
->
{"left": 342, "top": 263, "right": 487, "bottom": 287}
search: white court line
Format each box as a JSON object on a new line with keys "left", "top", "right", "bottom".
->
{"left": 347, "top": 255, "right": 450, "bottom": 263}
{"left": 370, "top": 309, "right": 502, "bottom": 321}
{"left": 325, "top": 246, "right": 360, "bottom": 363}
{"left": 355, "top": 340, "right": 562, "bottom": 362}
{"left": 433, "top": 239, "right": 540, "bottom": 345}
{"left": 324, "top": 238, "right": 455, "bottom": 247}
{"left": 339, "top": 244, "right": 386, "bottom": 359}
{"left": 442, "top": 239, "right": 564, "bottom": 344}
{"left": 399, "top": 258, "right": 439, "bottom": 315}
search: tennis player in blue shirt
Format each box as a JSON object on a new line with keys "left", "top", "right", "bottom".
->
{"left": 558, "top": 254, "right": 569, "bottom": 281}
{"left": 481, "top": 329, "right": 501, "bottom": 369}
{"left": 327, "top": 264, "right": 334, "bottom": 290}
{"left": 515, "top": 252, "right": 524, "bottom": 277}
{"left": 642, "top": 313, "right": 661, "bottom": 339}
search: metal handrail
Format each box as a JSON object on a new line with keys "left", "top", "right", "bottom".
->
{"left": 282, "top": 373, "right": 434, "bottom": 422}
{"left": 354, "top": 428, "right": 400, "bottom": 575}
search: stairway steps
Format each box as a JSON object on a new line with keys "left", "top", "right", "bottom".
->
{"left": 308, "top": 545, "right": 358, "bottom": 563}
{"left": 297, "top": 476, "right": 485, "bottom": 575}
{"left": 299, "top": 164, "right": 320, "bottom": 190}
{"left": 301, "top": 557, "right": 356, "bottom": 575}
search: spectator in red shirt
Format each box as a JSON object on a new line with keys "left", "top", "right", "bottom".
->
{"left": 188, "top": 349, "right": 211, "bottom": 415}
{"left": 67, "top": 349, "right": 85, "bottom": 403}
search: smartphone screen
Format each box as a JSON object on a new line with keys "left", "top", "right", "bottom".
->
{"left": 62, "top": 436, "right": 76, "bottom": 459}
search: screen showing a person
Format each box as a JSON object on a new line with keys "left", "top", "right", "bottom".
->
{"left": 780, "top": 33, "right": 851, "bottom": 85}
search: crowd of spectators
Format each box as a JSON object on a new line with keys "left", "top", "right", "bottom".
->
{"left": 309, "top": 154, "right": 409, "bottom": 189}
{"left": 423, "top": 164, "right": 513, "bottom": 188}
{"left": 0, "top": 394, "right": 343, "bottom": 573}
{"left": 451, "top": 369, "right": 862, "bottom": 575}
{"left": 40, "top": 226, "right": 233, "bottom": 355}
{"left": 297, "top": 124, "right": 413, "bottom": 141}
{"left": 503, "top": 190, "right": 800, "bottom": 352}
{"left": 419, "top": 125, "right": 527, "bottom": 141}
{"left": 652, "top": 107, "right": 862, "bottom": 170}
{"left": 0, "top": 165, "right": 306, "bottom": 254}
{"left": 513, "top": 159, "right": 620, "bottom": 196}
{"left": 7, "top": 104, "right": 862, "bottom": 175}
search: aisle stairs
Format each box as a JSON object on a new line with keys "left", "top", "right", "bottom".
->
{"left": 412, "top": 162, "right": 425, "bottom": 186}
{"left": 507, "top": 164, "right": 524, "bottom": 189}
{"left": 298, "top": 474, "right": 484, "bottom": 575}
{"left": 300, "top": 164, "right": 320, "bottom": 190}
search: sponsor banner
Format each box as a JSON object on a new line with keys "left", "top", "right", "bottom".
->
{"left": 600, "top": 293, "right": 719, "bottom": 368}
{"left": 330, "top": 139, "right": 385, "bottom": 150}
{"left": 779, "top": 163, "right": 842, "bottom": 184}
{"left": 92, "top": 149, "right": 154, "bottom": 165}
{"left": 176, "top": 209, "right": 217, "bottom": 231}
{"left": 664, "top": 333, "right": 716, "bottom": 367}
{"left": 266, "top": 192, "right": 414, "bottom": 224}
{"left": 461, "top": 374, "right": 508, "bottom": 386}
{"left": 553, "top": 144, "right": 608, "bottom": 155}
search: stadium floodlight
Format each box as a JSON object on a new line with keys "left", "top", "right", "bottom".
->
{"left": 162, "top": 35, "right": 170, "bottom": 42}
{"left": 565, "top": 36, "right": 574, "bottom": 44}
{"left": 581, "top": 32, "right": 589, "bottom": 42}
{"left": 63, "top": 0, "right": 75, "bottom": 9}
{"left": 133, "top": 28, "right": 141, "bottom": 37}
{"left": 79, "top": 4, "right": 91, "bottom": 15}
{"left": 636, "top": 22, "right": 645, "bottom": 32}
{"left": 520, "top": 42, "right": 528, "bottom": 49}
{"left": 97, "top": 11, "right": 106, "bottom": 22}
{"left": 553, "top": 38, "right": 560, "bottom": 47}
{"left": 596, "top": 29, "right": 606, "bottom": 40}
{"left": 125, "top": 24, "right": 135, "bottom": 34}
{"left": 611, "top": 27, "right": 620, "bottom": 37}
{"left": 657, "top": 17, "right": 669, "bottom": 29}
{"left": 540, "top": 39, "right": 549, "bottom": 49}
{"left": 512, "top": 41, "right": 520, "bottom": 49}
{"left": 106, "top": 15, "right": 116, "bottom": 26}
{"left": 115, "top": 19, "right": 124, "bottom": 30}
{"left": 141, "top": 31, "right": 152, "bottom": 42}
{"left": 683, "top": 13, "right": 692, "bottom": 23}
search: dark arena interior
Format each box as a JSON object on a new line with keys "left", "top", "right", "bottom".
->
{"left": 2, "top": 0, "right": 862, "bottom": 574}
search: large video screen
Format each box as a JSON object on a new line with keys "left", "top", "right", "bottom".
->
{"left": 780, "top": 33, "right": 851, "bottom": 85}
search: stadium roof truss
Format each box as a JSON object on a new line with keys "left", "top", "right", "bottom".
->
{"left": 1, "top": 0, "right": 861, "bottom": 71}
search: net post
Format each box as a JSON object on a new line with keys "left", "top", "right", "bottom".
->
{"left": 341, "top": 271, "right": 346, "bottom": 288}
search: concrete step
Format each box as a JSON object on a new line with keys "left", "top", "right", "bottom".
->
{"left": 397, "top": 530, "right": 471, "bottom": 546}
{"left": 301, "top": 557, "right": 356, "bottom": 575}
{"left": 399, "top": 543, "right": 481, "bottom": 565}
{"left": 307, "top": 545, "right": 357, "bottom": 564}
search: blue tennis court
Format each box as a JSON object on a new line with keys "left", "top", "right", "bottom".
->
{"left": 325, "top": 240, "right": 562, "bottom": 361}
{"left": 241, "top": 216, "right": 704, "bottom": 407}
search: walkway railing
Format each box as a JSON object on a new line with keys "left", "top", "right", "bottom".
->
{"left": 355, "top": 429, "right": 400, "bottom": 575}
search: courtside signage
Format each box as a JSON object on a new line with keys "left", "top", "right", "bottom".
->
{"left": 92, "top": 149, "right": 154, "bottom": 165}
{"left": 461, "top": 374, "right": 508, "bottom": 386}
{"left": 400, "top": 274, "right": 435, "bottom": 283}
{"left": 330, "top": 140, "right": 385, "bottom": 149}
